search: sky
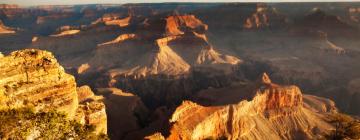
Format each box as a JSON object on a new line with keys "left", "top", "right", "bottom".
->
{"left": 1, "top": 0, "right": 360, "bottom": 6}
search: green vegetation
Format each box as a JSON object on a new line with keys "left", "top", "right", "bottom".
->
{"left": 326, "top": 113, "right": 360, "bottom": 140}
{"left": 0, "top": 108, "right": 108, "bottom": 140}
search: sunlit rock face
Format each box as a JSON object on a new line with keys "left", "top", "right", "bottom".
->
{"left": 98, "top": 33, "right": 136, "bottom": 46}
{"left": 253, "top": 73, "right": 303, "bottom": 114}
{"left": 75, "top": 85, "right": 108, "bottom": 134}
{"left": 0, "top": 49, "right": 78, "bottom": 116}
{"left": 167, "top": 73, "right": 334, "bottom": 140}
{"left": 145, "top": 132, "right": 165, "bottom": 140}
{"left": 104, "top": 16, "right": 131, "bottom": 27}
{"left": 243, "top": 4, "right": 287, "bottom": 30}
{"left": 0, "top": 49, "right": 107, "bottom": 134}
{"left": 50, "top": 29, "right": 80, "bottom": 37}
{"left": 92, "top": 13, "right": 131, "bottom": 27}
{"left": 165, "top": 15, "right": 208, "bottom": 36}
{"left": 0, "top": 20, "right": 15, "bottom": 34}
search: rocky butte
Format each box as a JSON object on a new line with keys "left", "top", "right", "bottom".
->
{"left": 0, "top": 49, "right": 107, "bottom": 136}
{"left": 71, "top": 13, "right": 243, "bottom": 108}
{"left": 158, "top": 73, "right": 337, "bottom": 140}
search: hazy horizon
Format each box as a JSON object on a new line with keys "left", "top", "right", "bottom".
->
{"left": 2, "top": 0, "right": 360, "bottom": 6}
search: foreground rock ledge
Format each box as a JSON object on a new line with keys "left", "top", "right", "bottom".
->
{"left": 0, "top": 49, "right": 107, "bottom": 134}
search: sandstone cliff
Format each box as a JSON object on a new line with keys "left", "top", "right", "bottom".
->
{"left": 0, "top": 49, "right": 107, "bottom": 135}
{"left": 166, "top": 73, "right": 335, "bottom": 140}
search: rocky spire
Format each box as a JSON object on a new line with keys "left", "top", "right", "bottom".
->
{"left": 257, "top": 72, "right": 272, "bottom": 85}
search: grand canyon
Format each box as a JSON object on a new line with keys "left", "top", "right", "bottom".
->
{"left": 0, "top": 2, "right": 359, "bottom": 140}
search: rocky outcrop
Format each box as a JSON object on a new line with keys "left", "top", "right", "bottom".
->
{"left": 165, "top": 15, "right": 208, "bottom": 36}
{"left": 75, "top": 86, "right": 107, "bottom": 134}
{"left": 92, "top": 14, "right": 131, "bottom": 27}
{"left": 0, "top": 20, "right": 15, "bottom": 34}
{"left": 98, "top": 34, "right": 137, "bottom": 46}
{"left": 104, "top": 16, "right": 131, "bottom": 27}
{"left": 77, "top": 63, "right": 91, "bottom": 74}
{"left": 166, "top": 73, "right": 334, "bottom": 140}
{"left": 0, "top": 49, "right": 107, "bottom": 134}
{"left": 243, "top": 4, "right": 286, "bottom": 29}
{"left": 50, "top": 29, "right": 80, "bottom": 37}
{"left": 0, "top": 49, "right": 78, "bottom": 116}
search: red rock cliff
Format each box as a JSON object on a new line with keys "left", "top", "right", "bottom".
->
{"left": 165, "top": 73, "right": 333, "bottom": 140}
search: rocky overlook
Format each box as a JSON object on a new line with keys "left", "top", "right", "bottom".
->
{"left": 0, "top": 49, "right": 107, "bottom": 135}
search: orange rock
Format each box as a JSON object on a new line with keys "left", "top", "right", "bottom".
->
{"left": 165, "top": 15, "right": 208, "bottom": 36}
{"left": 166, "top": 73, "right": 335, "bottom": 140}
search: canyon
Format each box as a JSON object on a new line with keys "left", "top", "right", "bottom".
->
{"left": 0, "top": 2, "right": 360, "bottom": 140}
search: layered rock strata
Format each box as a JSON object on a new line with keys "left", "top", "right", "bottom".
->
{"left": 166, "top": 73, "right": 334, "bottom": 140}
{"left": 0, "top": 49, "right": 107, "bottom": 134}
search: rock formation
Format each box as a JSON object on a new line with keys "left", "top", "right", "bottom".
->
{"left": 0, "top": 49, "right": 107, "bottom": 134}
{"left": 98, "top": 34, "right": 137, "bottom": 46}
{"left": 0, "top": 49, "right": 78, "bottom": 115}
{"left": 165, "top": 15, "right": 208, "bottom": 36}
{"left": 77, "top": 63, "right": 91, "bottom": 74}
{"left": 243, "top": 4, "right": 286, "bottom": 29}
{"left": 92, "top": 14, "right": 131, "bottom": 28}
{"left": 75, "top": 86, "right": 108, "bottom": 134}
{"left": 104, "top": 16, "right": 131, "bottom": 27}
{"left": 90, "top": 14, "right": 242, "bottom": 108}
{"left": 166, "top": 73, "right": 335, "bottom": 140}
{"left": 90, "top": 14, "right": 240, "bottom": 76}
{"left": 50, "top": 29, "right": 80, "bottom": 37}
{"left": 0, "top": 20, "right": 15, "bottom": 34}
{"left": 109, "top": 36, "right": 191, "bottom": 77}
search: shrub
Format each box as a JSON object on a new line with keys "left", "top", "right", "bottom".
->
{"left": 326, "top": 113, "right": 360, "bottom": 140}
{"left": 0, "top": 108, "right": 108, "bottom": 140}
